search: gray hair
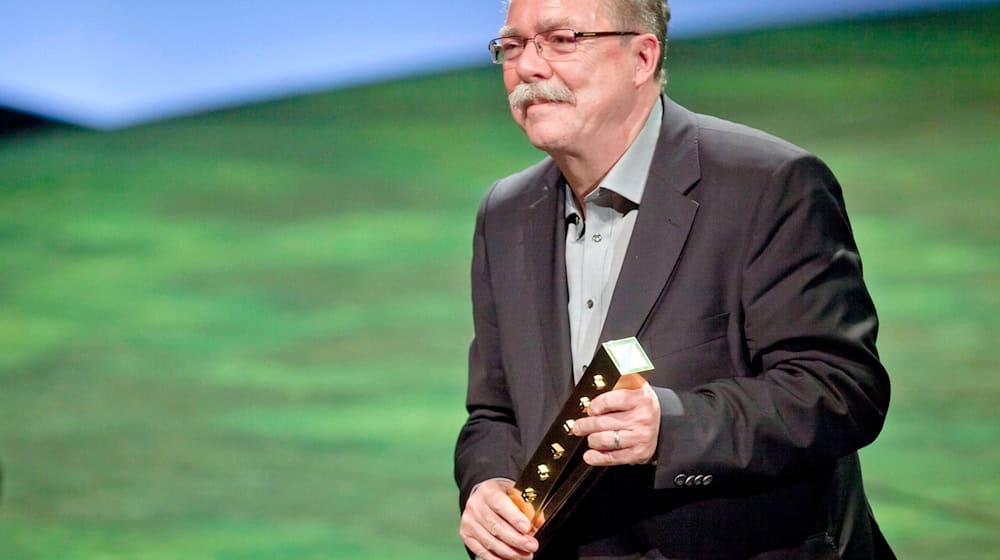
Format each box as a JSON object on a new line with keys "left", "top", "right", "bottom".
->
{"left": 603, "top": 0, "right": 671, "bottom": 80}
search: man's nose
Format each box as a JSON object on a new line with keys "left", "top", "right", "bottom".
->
{"left": 514, "top": 38, "right": 552, "bottom": 81}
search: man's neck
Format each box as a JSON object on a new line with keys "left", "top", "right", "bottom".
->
{"left": 555, "top": 90, "right": 660, "bottom": 211}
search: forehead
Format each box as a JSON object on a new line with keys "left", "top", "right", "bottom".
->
{"left": 502, "top": 0, "right": 609, "bottom": 34}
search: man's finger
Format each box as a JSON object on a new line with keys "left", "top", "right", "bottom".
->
{"left": 587, "top": 388, "right": 644, "bottom": 415}
{"left": 461, "top": 480, "right": 537, "bottom": 559}
{"left": 587, "top": 428, "right": 626, "bottom": 451}
{"left": 468, "top": 517, "right": 533, "bottom": 560}
{"left": 583, "top": 447, "right": 633, "bottom": 466}
{"left": 481, "top": 484, "right": 538, "bottom": 554}
{"left": 488, "top": 494, "right": 533, "bottom": 535}
{"left": 470, "top": 540, "right": 497, "bottom": 560}
{"left": 482, "top": 510, "right": 538, "bottom": 555}
{"left": 572, "top": 412, "right": 627, "bottom": 437}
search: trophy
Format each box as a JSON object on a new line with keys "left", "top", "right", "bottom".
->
{"left": 506, "top": 337, "right": 655, "bottom": 542}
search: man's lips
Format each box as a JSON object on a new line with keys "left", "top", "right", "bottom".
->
{"left": 524, "top": 98, "right": 563, "bottom": 110}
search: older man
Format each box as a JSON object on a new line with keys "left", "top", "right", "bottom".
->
{"left": 455, "top": 1, "right": 895, "bottom": 558}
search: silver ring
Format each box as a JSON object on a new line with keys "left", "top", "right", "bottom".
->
{"left": 613, "top": 430, "right": 621, "bottom": 449}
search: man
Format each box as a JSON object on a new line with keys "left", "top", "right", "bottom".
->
{"left": 455, "top": 0, "right": 894, "bottom": 558}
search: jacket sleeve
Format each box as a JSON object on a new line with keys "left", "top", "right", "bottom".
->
{"left": 653, "top": 154, "right": 891, "bottom": 489}
{"left": 454, "top": 184, "right": 523, "bottom": 509}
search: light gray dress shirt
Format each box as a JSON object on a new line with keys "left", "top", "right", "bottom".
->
{"left": 565, "top": 98, "right": 663, "bottom": 382}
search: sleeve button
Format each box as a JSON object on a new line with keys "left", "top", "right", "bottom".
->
{"left": 703, "top": 475, "right": 713, "bottom": 486}
{"left": 673, "top": 474, "right": 687, "bottom": 487}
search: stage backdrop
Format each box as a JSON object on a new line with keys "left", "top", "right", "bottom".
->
{"left": 0, "top": 3, "right": 997, "bottom": 560}
{"left": 0, "top": 0, "right": 995, "bottom": 128}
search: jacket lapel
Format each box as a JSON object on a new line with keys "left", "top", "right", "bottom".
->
{"left": 598, "top": 96, "right": 702, "bottom": 344}
{"left": 521, "top": 162, "right": 575, "bottom": 441}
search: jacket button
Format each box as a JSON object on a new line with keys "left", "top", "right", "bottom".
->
{"left": 703, "top": 475, "right": 713, "bottom": 486}
{"left": 685, "top": 475, "right": 696, "bottom": 486}
{"left": 673, "top": 474, "right": 686, "bottom": 487}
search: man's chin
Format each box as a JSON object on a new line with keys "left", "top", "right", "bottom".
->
{"left": 523, "top": 126, "right": 568, "bottom": 153}
{"left": 510, "top": 103, "right": 573, "bottom": 151}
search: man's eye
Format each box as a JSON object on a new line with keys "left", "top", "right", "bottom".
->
{"left": 549, "top": 33, "right": 575, "bottom": 45}
{"left": 500, "top": 39, "right": 522, "bottom": 51}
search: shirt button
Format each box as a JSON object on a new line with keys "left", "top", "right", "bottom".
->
{"left": 586, "top": 299, "right": 594, "bottom": 309}
{"left": 592, "top": 233, "right": 603, "bottom": 243}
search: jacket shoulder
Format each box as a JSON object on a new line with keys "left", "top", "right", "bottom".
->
{"left": 693, "top": 112, "right": 814, "bottom": 171}
{"left": 479, "top": 157, "right": 557, "bottom": 215}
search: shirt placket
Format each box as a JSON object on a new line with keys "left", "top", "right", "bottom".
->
{"left": 570, "top": 192, "right": 615, "bottom": 381}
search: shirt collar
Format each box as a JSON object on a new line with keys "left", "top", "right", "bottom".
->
{"left": 564, "top": 96, "right": 663, "bottom": 219}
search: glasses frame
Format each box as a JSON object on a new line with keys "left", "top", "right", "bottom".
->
{"left": 489, "top": 29, "right": 640, "bottom": 64}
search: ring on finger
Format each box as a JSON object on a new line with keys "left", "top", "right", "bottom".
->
{"left": 613, "top": 430, "right": 621, "bottom": 449}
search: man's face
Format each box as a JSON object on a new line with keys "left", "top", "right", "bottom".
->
{"left": 502, "top": 0, "right": 640, "bottom": 156}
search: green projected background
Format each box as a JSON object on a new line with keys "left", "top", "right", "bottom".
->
{"left": 1, "top": 6, "right": 997, "bottom": 559}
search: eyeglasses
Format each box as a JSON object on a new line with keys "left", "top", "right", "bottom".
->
{"left": 489, "top": 28, "right": 639, "bottom": 64}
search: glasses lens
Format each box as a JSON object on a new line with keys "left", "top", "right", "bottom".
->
{"left": 491, "top": 37, "right": 525, "bottom": 64}
{"left": 489, "top": 40, "right": 503, "bottom": 63}
{"left": 540, "top": 29, "right": 577, "bottom": 57}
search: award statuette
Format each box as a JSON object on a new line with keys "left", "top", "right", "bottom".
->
{"left": 506, "top": 337, "right": 655, "bottom": 542}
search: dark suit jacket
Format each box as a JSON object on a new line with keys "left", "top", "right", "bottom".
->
{"left": 455, "top": 96, "right": 894, "bottom": 559}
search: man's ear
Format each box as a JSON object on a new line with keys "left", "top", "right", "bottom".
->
{"left": 632, "top": 34, "right": 661, "bottom": 87}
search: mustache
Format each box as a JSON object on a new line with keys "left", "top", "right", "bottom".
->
{"left": 509, "top": 81, "right": 575, "bottom": 110}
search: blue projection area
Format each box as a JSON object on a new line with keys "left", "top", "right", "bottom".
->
{"left": 0, "top": 0, "right": 993, "bottom": 128}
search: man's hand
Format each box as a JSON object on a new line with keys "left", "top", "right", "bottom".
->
{"left": 459, "top": 478, "right": 539, "bottom": 560}
{"left": 572, "top": 382, "right": 661, "bottom": 465}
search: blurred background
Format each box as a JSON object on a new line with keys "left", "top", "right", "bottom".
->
{"left": 0, "top": 1, "right": 997, "bottom": 558}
